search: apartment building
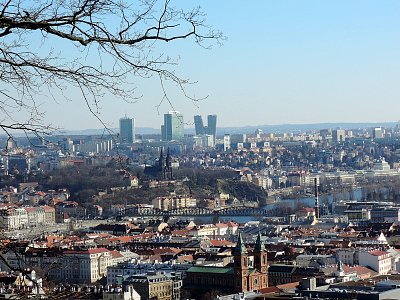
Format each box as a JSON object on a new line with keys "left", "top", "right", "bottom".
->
{"left": 359, "top": 250, "right": 392, "bottom": 275}
{"left": 62, "top": 248, "right": 112, "bottom": 283}
{"left": 152, "top": 195, "right": 196, "bottom": 211}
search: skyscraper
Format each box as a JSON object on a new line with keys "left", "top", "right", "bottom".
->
{"left": 193, "top": 114, "right": 217, "bottom": 138}
{"left": 332, "top": 129, "right": 345, "bottom": 143}
{"left": 194, "top": 115, "right": 205, "bottom": 135}
{"left": 119, "top": 116, "right": 135, "bottom": 143}
{"left": 373, "top": 127, "right": 384, "bottom": 139}
{"left": 163, "top": 111, "right": 184, "bottom": 141}
{"left": 207, "top": 115, "right": 217, "bottom": 137}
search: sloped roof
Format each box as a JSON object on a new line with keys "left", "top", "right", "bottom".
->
{"left": 369, "top": 250, "right": 389, "bottom": 257}
{"left": 187, "top": 266, "right": 234, "bottom": 274}
{"left": 209, "top": 239, "right": 235, "bottom": 247}
{"left": 215, "top": 223, "right": 228, "bottom": 228}
{"left": 110, "top": 250, "right": 124, "bottom": 259}
{"left": 64, "top": 247, "right": 110, "bottom": 255}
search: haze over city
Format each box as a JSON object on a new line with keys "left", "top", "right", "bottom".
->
{"left": 38, "top": 0, "right": 400, "bottom": 130}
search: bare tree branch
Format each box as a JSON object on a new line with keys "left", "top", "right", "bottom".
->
{"left": 0, "top": 0, "right": 224, "bottom": 138}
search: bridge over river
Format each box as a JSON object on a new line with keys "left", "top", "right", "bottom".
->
{"left": 125, "top": 206, "right": 269, "bottom": 222}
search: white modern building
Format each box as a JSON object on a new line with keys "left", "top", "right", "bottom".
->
{"left": 359, "top": 250, "right": 392, "bottom": 275}
{"left": 223, "top": 134, "right": 231, "bottom": 151}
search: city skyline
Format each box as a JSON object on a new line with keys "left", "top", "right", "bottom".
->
{"left": 47, "top": 120, "right": 399, "bottom": 137}
{"left": 6, "top": 1, "right": 400, "bottom": 131}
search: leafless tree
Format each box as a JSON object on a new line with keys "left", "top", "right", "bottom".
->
{"left": 0, "top": 1, "right": 222, "bottom": 297}
{"left": 0, "top": 0, "right": 223, "bottom": 140}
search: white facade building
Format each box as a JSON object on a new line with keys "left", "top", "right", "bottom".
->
{"left": 25, "top": 207, "right": 45, "bottom": 227}
{"left": 0, "top": 207, "right": 28, "bottom": 229}
{"left": 63, "top": 248, "right": 112, "bottom": 283}
{"left": 359, "top": 250, "right": 392, "bottom": 275}
{"left": 223, "top": 134, "right": 231, "bottom": 151}
{"left": 102, "top": 286, "right": 141, "bottom": 300}
{"left": 152, "top": 195, "right": 196, "bottom": 211}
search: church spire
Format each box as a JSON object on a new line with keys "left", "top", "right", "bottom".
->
{"left": 158, "top": 148, "right": 164, "bottom": 168}
{"left": 234, "top": 232, "right": 247, "bottom": 255}
{"left": 166, "top": 147, "right": 171, "bottom": 167}
{"left": 254, "top": 231, "right": 265, "bottom": 252}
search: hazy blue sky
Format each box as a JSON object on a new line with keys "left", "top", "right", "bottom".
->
{"left": 39, "top": 1, "right": 400, "bottom": 129}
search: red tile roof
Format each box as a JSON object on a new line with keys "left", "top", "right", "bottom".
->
{"left": 171, "top": 229, "right": 190, "bottom": 236}
{"left": 110, "top": 250, "right": 124, "bottom": 259}
{"left": 152, "top": 248, "right": 182, "bottom": 255}
{"left": 64, "top": 247, "right": 110, "bottom": 255}
{"left": 108, "top": 236, "right": 135, "bottom": 244}
{"left": 226, "top": 221, "right": 238, "bottom": 227}
{"left": 215, "top": 223, "right": 228, "bottom": 228}
{"left": 41, "top": 205, "right": 55, "bottom": 212}
{"left": 177, "top": 255, "right": 194, "bottom": 263}
{"left": 343, "top": 265, "right": 372, "bottom": 276}
{"left": 209, "top": 239, "right": 235, "bottom": 247}
{"left": 369, "top": 250, "right": 389, "bottom": 257}
{"left": 24, "top": 207, "right": 36, "bottom": 213}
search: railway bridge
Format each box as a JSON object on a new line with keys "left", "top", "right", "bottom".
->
{"left": 124, "top": 206, "right": 269, "bottom": 222}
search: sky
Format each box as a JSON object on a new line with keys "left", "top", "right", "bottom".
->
{"left": 10, "top": 1, "right": 400, "bottom": 130}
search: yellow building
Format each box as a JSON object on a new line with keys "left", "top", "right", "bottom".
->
{"left": 152, "top": 195, "right": 196, "bottom": 211}
{"left": 126, "top": 273, "right": 174, "bottom": 300}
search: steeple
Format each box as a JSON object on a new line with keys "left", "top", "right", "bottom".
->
{"left": 166, "top": 147, "right": 171, "bottom": 167}
{"left": 253, "top": 231, "right": 268, "bottom": 281}
{"left": 254, "top": 232, "right": 265, "bottom": 252}
{"left": 233, "top": 231, "right": 249, "bottom": 292}
{"left": 335, "top": 259, "right": 345, "bottom": 277}
{"left": 158, "top": 148, "right": 164, "bottom": 168}
{"left": 234, "top": 232, "right": 247, "bottom": 255}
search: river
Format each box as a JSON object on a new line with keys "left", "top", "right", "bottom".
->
{"left": 268, "top": 188, "right": 363, "bottom": 210}
{"left": 193, "top": 188, "right": 363, "bottom": 224}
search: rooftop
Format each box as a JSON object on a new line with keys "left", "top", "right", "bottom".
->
{"left": 187, "top": 266, "right": 234, "bottom": 275}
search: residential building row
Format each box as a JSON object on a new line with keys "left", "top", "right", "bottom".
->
{"left": 0, "top": 205, "right": 55, "bottom": 229}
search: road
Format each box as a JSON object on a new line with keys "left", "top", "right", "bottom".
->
{"left": 3, "top": 220, "right": 105, "bottom": 239}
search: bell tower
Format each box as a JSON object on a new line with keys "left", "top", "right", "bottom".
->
{"left": 233, "top": 232, "right": 249, "bottom": 292}
{"left": 158, "top": 148, "right": 164, "bottom": 179}
{"left": 254, "top": 232, "right": 268, "bottom": 272}
{"left": 254, "top": 232, "right": 268, "bottom": 288}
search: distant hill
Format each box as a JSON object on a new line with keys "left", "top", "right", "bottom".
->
{"left": 217, "top": 122, "right": 399, "bottom": 134}
{"left": 3, "top": 121, "right": 396, "bottom": 138}
{"left": 56, "top": 122, "right": 398, "bottom": 136}
{"left": 56, "top": 127, "right": 160, "bottom": 135}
